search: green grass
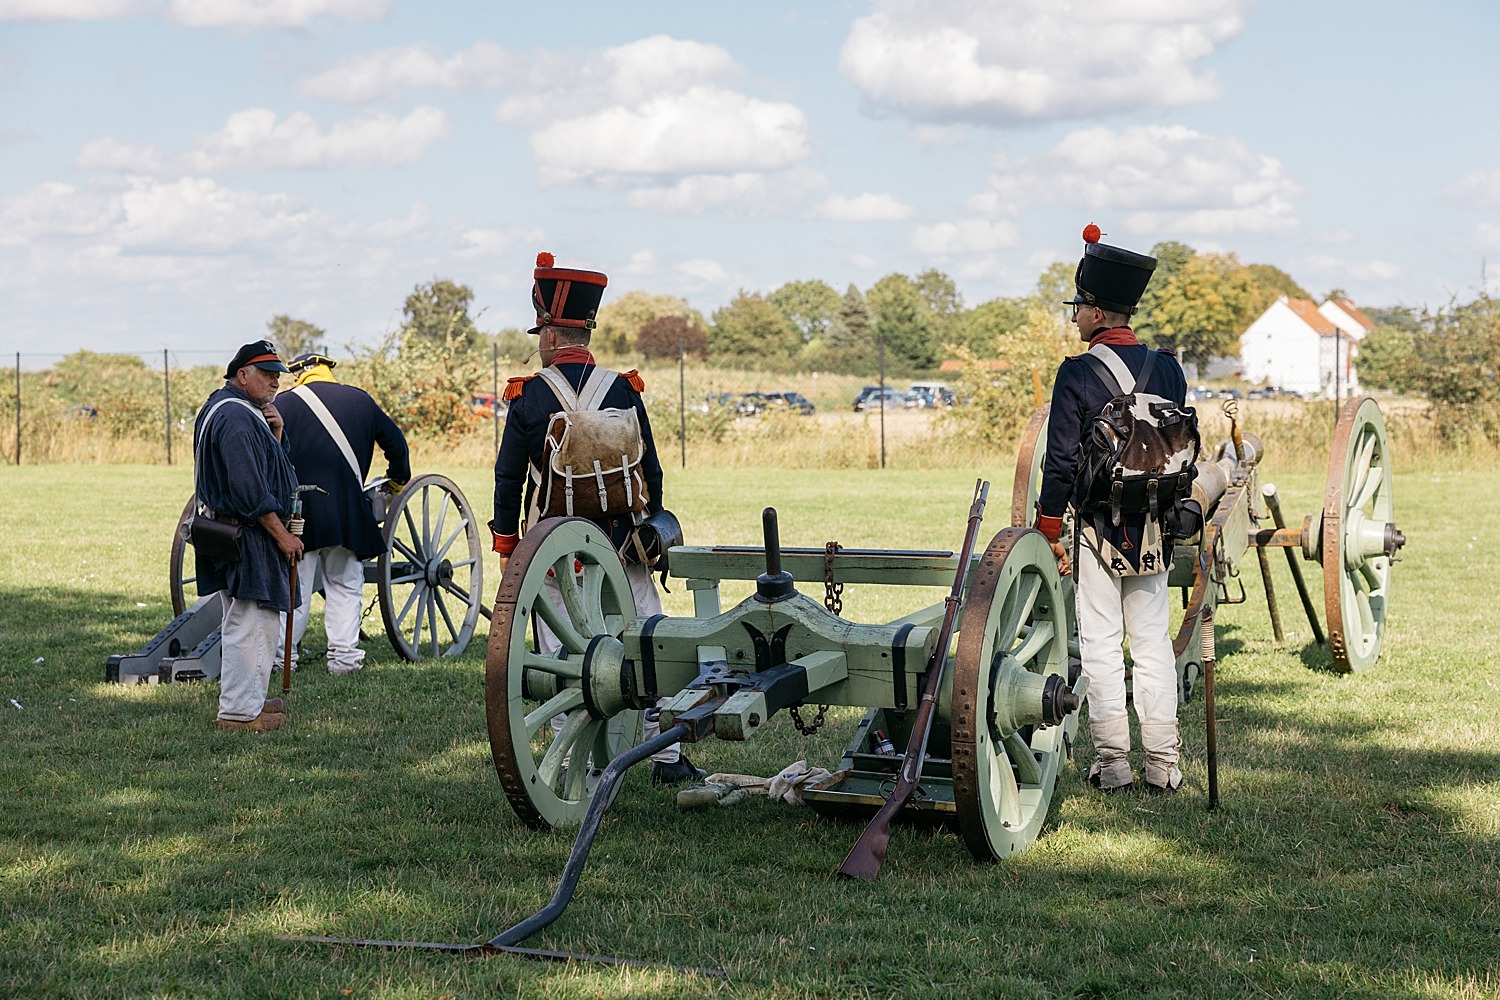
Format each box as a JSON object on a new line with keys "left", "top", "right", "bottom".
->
{"left": 2, "top": 459, "right": 1498, "bottom": 998}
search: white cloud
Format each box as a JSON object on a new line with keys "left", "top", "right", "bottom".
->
{"left": 1475, "top": 222, "right": 1500, "bottom": 254}
{"left": 675, "top": 258, "right": 730, "bottom": 287}
{"left": 0, "top": 0, "right": 137, "bottom": 19}
{"left": 978, "top": 125, "right": 1301, "bottom": 236}
{"left": 811, "top": 193, "right": 916, "bottom": 222}
{"left": 454, "top": 224, "right": 544, "bottom": 260}
{"left": 910, "top": 218, "right": 1020, "bottom": 256}
{"left": 79, "top": 106, "right": 449, "bottom": 174}
{"left": 620, "top": 249, "right": 658, "bottom": 276}
{"left": 169, "top": 0, "right": 386, "bottom": 28}
{"left": 1301, "top": 254, "right": 1402, "bottom": 284}
{"left": 839, "top": 0, "right": 1248, "bottom": 125}
{"left": 1448, "top": 168, "right": 1500, "bottom": 210}
{"left": 848, "top": 252, "right": 879, "bottom": 269}
{"left": 530, "top": 87, "right": 807, "bottom": 184}
{"left": 298, "top": 41, "right": 515, "bottom": 102}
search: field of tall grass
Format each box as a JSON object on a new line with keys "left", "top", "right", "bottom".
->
{"left": 2, "top": 356, "right": 1486, "bottom": 476}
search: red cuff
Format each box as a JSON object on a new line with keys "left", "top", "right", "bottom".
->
{"left": 1035, "top": 514, "right": 1064, "bottom": 542}
{"left": 492, "top": 530, "right": 519, "bottom": 555}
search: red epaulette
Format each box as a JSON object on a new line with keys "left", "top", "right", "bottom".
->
{"left": 1159, "top": 347, "right": 1179, "bottom": 357}
{"left": 503, "top": 374, "right": 536, "bottom": 402}
{"left": 620, "top": 369, "right": 645, "bottom": 392}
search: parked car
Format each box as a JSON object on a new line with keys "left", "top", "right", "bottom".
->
{"left": 693, "top": 391, "right": 736, "bottom": 414}
{"left": 470, "top": 392, "right": 503, "bottom": 419}
{"left": 735, "top": 392, "right": 770, "bottom": 416}
{"left": 760, "top": 391, "right": 815, "bottom": 415}
{"left": 852, "top": 386, "right": 902, "bottom": 411}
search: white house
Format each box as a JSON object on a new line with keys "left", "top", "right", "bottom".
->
{"left": 1239, "top": 296, "right": 1361, "bottom": 399}
{"left": 1319, "top": 298, "right": 1376, "bottom": 343}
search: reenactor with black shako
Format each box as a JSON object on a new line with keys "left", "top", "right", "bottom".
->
{"left": 490, "top": 252, "right": 699, "bottom": 785}
{"left": 1036, "top": 225, "right": 1191, "bottom": 794}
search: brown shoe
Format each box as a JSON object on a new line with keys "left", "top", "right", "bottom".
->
{"left": 213, "top": 711, "right": 287, "bottom": 732}
{"left": 262, "top": 698, "right": 286, "bottom": 714}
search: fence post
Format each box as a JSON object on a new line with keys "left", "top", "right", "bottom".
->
{"left": 492, "top": 342, "right": 499, "bottom": 455}
{"left": 163, "top": 348, "right": 172, "bottom": 465}
{"left": 13, "top": 352, "right": 19, "bottom": 467}
{"left": 878, "top": 331, "right": 886, "bottom": 470}
{"left": 678, "top": 333, "right": 686, "bottom": 469}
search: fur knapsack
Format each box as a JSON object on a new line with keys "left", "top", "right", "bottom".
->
{"left": 533, "top": 367, "right": 648, "bottom": 522}
{"left": 1076, "top": 344, "right": 1200, "bottom": 527}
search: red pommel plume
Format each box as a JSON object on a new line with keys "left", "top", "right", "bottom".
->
{"left": 536, "top": 251, "right": 555, "bottom": 268}
{"left": 1082, "top": 223, "right": 1102, "bottom": 244}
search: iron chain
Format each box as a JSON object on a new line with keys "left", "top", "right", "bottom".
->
{"left": 788, "top": 703, "right": 828, "bottom": 736}
{"left": 823, "top": 541, "right": 844, "bottom": 616}
{"left": 786, "top": 540, "right": 843, "bottom": 737}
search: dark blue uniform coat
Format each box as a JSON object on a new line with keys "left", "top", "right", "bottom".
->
{"left": 493, "top": 363, "right": 664, "bottom": 549}
{"left": 1040, "top": 333, "right": 1188, "bottom": 572}
{"left": 192, "top": 384, "right": 301, "bottom": 611}
{"left": 277, "top": 382, "right": 411, "bottom": 558}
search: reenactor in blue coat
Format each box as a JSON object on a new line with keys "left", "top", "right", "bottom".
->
{"left": 491, "top": 252, "right": 698, "bottom": 785}
{"left": 275, "top": 352, "right": 410, "bottom": 675}
{"left": 1037, "top": 225, "right": 1190, "bottom": 793}
{"left": 193, "top": 340, "right": 303, "bottom": 731}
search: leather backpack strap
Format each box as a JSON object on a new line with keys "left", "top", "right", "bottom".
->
{"left": 576, "top": 368, "right": 618, "bottom": 412}
{"left": 537, "top": 367, "right": 581, "bottom": 412}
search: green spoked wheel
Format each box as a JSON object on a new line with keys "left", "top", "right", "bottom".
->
{"left": 1322, "top": 397, "right": 1402, "bottom": 673}
{"left": 169, "top": 494, "right": 198, "bottom": 616}
{"left": 950, "top": 527, "right": 1073, "bottom": 861}
{"left": 485, "top": 517, "right": 640, "bottom": 830}
{"left": 378, "top": 473, "right": 485, "bottom": 661}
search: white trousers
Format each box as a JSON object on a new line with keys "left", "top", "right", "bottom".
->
{"left": 1075, "top": 542, "right": 1178, "bottom": 727}
{"left": 538, "top": 560, "right": 679, "bottom": 764}
{"left": 219, "top": 596, "right": 279, "bottom": 721}
{"left": 277, "top": 546, "right": 367, "bottom": 674}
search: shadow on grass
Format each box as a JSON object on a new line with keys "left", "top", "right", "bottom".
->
{"left": 4, "top": 584, "right": 1497, "bottom": 997}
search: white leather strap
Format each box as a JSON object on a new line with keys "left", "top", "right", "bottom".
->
{"left": 288, "top": 384, "right": 362, "bottom": 483}
{"left": 1087, "top": 343, "right": 1136, "bottom": 396}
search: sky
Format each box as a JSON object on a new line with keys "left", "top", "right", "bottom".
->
{"left": 2, "top": 0, "right": 1498, "bottom": 363}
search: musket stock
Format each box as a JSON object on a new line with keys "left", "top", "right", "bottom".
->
{"left": 836, "top": 478, "right": 990, "bottom": 881}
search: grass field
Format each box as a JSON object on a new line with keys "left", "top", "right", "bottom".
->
{"left": 2, "top": 445, "right": 1499, "bottom": 998}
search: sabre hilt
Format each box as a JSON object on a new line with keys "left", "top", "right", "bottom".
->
{"left": 287, "top": 484, "right": 328, "bottom": 536}
{"left": 755, "top": 507, "right": 796, "bottom": 602}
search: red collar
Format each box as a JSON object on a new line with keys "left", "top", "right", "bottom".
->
{"left": 549, "top": 346, "right": 596, "bottom": 366}
{"left": 1088, "top": 327, "right": 1140, "bottom": 348}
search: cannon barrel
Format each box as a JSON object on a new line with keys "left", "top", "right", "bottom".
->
{"left": 1192, "top": 431, "right": 1266, "bottom": 513}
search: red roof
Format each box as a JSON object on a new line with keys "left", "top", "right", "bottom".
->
{"left": 1285, "top": 298, "right": 1339, "bottom": 336}
{"left": 1332, "top": 299, "right": 1375, "bottom": 330}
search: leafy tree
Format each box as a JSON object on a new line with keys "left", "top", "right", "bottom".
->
{"left": 401, "top": 279, "right": 480, "bottom": 349}
{"left": 709, "top": 292, "right": 800, "bottom": 364}
{"left": 266, "top": 315, "right": 326, "bottom": 358}
{"left": 594, "top": 291, "right": 705, "bottom": 356}
{"left": 1354, "top": 324, "right": 1418, "bottom": 393}
{"left": 1139, "top": 252, "right": 1258, "bottom": 368}
{"left": 1032, "top": 261, "right": 1077, "bottom": 309}
{"left": 957, "top": 296, "right": 1031, "bottom": 356}
{"left": 943, "top": 302, "right": 1073, "bottom": 447}
{"left": 637, "top": 315, "right": 709, "bottom": 361}
{"left": 915, "top": 269, "right": 963, "bottom": 350}
{"left": 1135, "top": 240, "right": 1197, "bottom": 333}
{"left": 1244, "top": 263, "right": 1309, "bottom": 302}
{"left": 474, "top": 328, "right": 535, "bottom": 364}
{"left": 867, "top": 273, "right": 938, "bottom": 371}
{"left": 821, "top": 284, "right": 876, "bottom": 372}
{"left": 769, "top": 280, "right": 840, "bottom": 343}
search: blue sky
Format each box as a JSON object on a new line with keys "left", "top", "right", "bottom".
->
{"left": 3, "top": 0, "right": 1498, "bottom": 361}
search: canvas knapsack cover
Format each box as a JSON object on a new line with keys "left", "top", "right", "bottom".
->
{"left": 533, "top": 367, "right": 648, "bottom": 522}
{"left": 1075, "top": 344, "right": 1200, "bottom": 577}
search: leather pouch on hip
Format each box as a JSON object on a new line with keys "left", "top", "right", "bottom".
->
{"left": 184, "top": 514, "right": 242, "bottom": 562}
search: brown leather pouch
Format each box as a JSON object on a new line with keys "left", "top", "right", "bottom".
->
{"left": 184, "top": 514, "right": 242, "bottom": 562}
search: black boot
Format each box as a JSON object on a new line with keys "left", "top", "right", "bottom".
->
{"left": 651, "top": 753, "right": 706, "bottom": 786}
